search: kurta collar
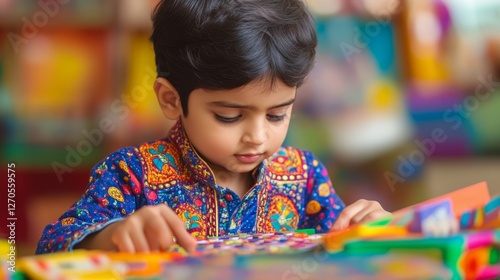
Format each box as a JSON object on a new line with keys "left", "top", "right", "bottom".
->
{"left": 168, "top": 119, "right": 216, "bottom": 186}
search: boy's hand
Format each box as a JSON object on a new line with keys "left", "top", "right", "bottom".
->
{"left": 330, "top": 199, "right": 391, "bottom": 231}
{"left": 110, "top": 204, "right": 197, "bottom": 253}
{"left": 76, "top": 204, "right": 197, "bottom": 253}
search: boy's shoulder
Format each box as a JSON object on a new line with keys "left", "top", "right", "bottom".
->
{"left": 135, "top": 137, "right": 179, "bottom": 156}
{"left": 103, "top": 137, "right": 178, "bottom": 163}
{"left": 266, "top": 146, "right": 317, "bottom": 177}
{"left": 272, "top": 146, "right": 315, "bottom": 160}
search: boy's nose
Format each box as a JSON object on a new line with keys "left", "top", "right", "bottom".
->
{"left": 242, "top": 121, "right": 267, "bottom": 145}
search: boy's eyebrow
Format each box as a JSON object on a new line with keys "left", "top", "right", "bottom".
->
{"left": 209, "top": 98, "right": 296, "bottom": 109}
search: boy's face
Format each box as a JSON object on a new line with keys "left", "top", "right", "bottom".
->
{"left": 181, "top": 78, "right": 296, "bottom": 175}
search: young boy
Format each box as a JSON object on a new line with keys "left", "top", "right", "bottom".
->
{"left": 36, "top": 0, "right": 389, "bottom": 254}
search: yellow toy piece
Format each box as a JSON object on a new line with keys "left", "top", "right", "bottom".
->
{"left": 17, "top": 250, "right": 122, "bottom": 280}
{"left": 0, "top": 239, "right": 10, "bottom": 257}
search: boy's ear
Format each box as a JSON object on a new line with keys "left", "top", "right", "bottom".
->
{"left": 154, "top": 77, "right": 183, "bottom": 120}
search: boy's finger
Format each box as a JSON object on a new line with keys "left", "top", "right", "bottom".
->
{"left": 331, "top": 201, "right": 365, "bottom": 231}
{"left": 143, "top": 213, "right": 176, "bottom": 251}
{"left": 144, "top": 227, "right": 161, "bottom": 252}
{"left": 330, "top": 214, "right": 348, "bottom": 231}
{"left": 350, "top": 205, "right": 378, "bottom": 225}
{"left": 114, "top": 232, "right": 135, "bottom": 253}
{"left": 355, "top": 209, "right": 390, "bottom": 224}
{"left": 129, "top": 226, "right": 150, "bottom": 253}
{"left": 155, "top": 223, "right": 176, "bottom": 251}
{"left": 160, "top": 207, "right": 197, "bottom": 253}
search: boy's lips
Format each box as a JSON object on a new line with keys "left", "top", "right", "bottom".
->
{"left": 235, "top": 153, "right": 263, "bottom": 163}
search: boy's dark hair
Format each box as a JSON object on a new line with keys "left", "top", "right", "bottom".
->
{"left": 150, "top": 0, "right": 317, "bottom": 115}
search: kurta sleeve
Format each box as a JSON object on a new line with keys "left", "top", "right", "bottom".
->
{"left": 299, "top": 151, "right": 345, "bottom": 233}
{"left": 36, "top": 148, "right": 144, "bottom": 254}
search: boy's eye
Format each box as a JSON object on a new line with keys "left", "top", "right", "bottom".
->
{"left": 266, "top": 114, "right": 287, "bottom": 122}
{"left": 215, "top": 114, "right": 241, "bottom": 123}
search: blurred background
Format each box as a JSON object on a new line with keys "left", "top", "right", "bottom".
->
{"left": 0, "top": 0, "right": 499, "bottom": 255}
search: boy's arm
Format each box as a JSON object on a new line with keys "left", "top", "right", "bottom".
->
{"left": 35, "top": 149, "right": 143, "bottom": 254}
{"left": 72, "top": 221, "right": 121, "bottom": 251}
{"left": 299, "top": 151, "right": 345, "bottom": 233}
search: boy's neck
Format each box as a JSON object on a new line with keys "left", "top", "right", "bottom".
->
{"left": 214, "top": 171, "right": 255, "bottom": 199}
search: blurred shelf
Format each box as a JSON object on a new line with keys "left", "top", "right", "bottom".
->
{"left": 0, "top": 0, "right": 164, "bottom": 165}
{"left": 422, "top": 157, "right": 500, "bottom": 198}
{"left": 0, "top": 0, "right": 158, "bottom": 31}
{"left": 0, "top": 1, "right": 117, "bottom": 29}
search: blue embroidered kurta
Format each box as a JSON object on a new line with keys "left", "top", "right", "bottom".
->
{"left": 36, "top": 121, "right": 345, "bottom": 254}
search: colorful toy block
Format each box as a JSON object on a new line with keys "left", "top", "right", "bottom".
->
{"left": 459, "top": 195, "right": 500, "bottom": 230}
{"left": 408, "top": 198, "right": 458, "bottom": 236}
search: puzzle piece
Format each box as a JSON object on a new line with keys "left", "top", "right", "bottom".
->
{"left": 409, "top": 198, "right": 459, "bottom": 237}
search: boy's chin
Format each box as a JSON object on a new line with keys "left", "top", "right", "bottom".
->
{"left": 226, "top": 165, "right": 261, "bottom": 174}
{"left": 222, "top": 161, "right": 264, "bottom": 175}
